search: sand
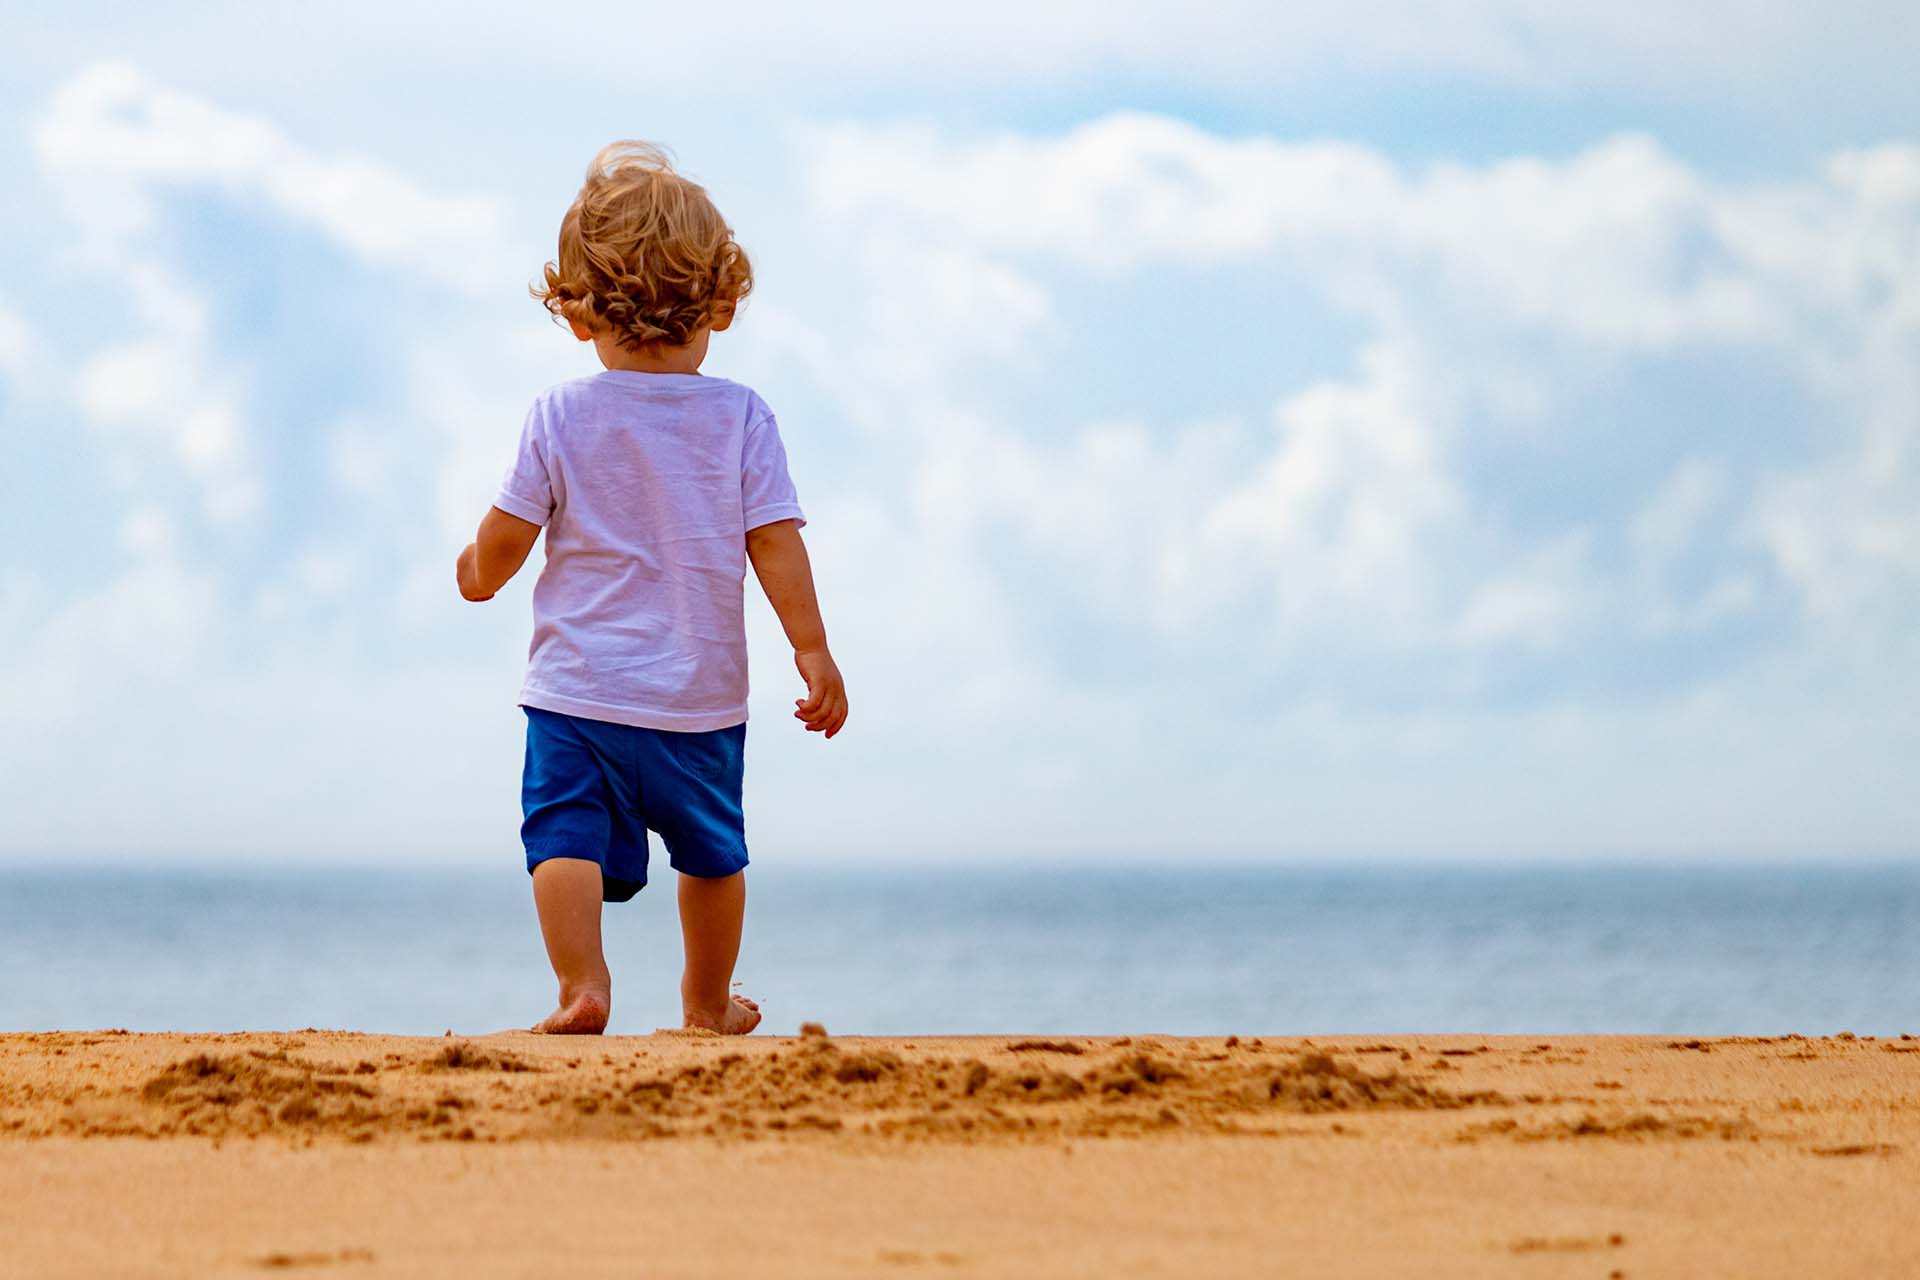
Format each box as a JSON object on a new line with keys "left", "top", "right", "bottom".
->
{"left": 2, "top": 1030, "right": 1916, "bottom": 1277}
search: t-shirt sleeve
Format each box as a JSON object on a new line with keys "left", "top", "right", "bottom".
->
{"left": 494, "top": 399, "right": 555, "bottom": 527}
{"left": 741, "top": 411, "right": 806, "bottom": 532}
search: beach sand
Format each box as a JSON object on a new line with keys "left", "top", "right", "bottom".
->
{"left": 2, "top": 1029, "right": 1915, "bottom": 1277}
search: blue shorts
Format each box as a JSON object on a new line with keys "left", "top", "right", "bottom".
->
{"left": 520, "top": 705, "right": 749, "bottom": 903}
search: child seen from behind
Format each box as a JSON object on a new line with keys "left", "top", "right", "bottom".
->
{"left": 456, "top": 141, "right": 846, "bottom": 1035}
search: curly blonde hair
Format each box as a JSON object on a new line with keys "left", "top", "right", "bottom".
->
{"left": 532, "top": 141, "right": 752, "bottom": 350}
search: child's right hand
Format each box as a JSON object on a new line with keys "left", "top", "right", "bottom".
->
{"left": 793, "top": 648, "right": 848, "bottom": 738}
{"left": 457, "top": 507, "right": 542, "bottom": 602}
{"left": 456, "top": 542, "right": 495, "bottom": 602}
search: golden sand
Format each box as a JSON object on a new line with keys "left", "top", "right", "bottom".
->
{"left": 2, "top": 1030, "right": 1915, "bottom": 1276}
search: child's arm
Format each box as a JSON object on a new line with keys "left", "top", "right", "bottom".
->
{"left": 745, "top": 518, "right": 848, "bottom": 738}
{"left": 456, "top": 507, "right": 543, "bottom": 602}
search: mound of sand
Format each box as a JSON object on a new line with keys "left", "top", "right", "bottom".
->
{"left": 602, "top": 1036, "right": 1494, "bottom": 1139}
{"left": 5, "top": 1032, "right": 1497, "bottom": 1144}
{"left": 4, "top": 1029, "right": 1904, "bottom": 1153}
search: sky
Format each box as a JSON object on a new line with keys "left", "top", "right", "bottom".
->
{"left": 0, "top": 2, "right": 1916, "bottom": 865}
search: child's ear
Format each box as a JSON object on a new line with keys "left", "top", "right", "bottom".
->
{"left": 708, "top": 306, "right": 734, "bottom": 334}
{"left": 567, "top": 317, "right": 595, "bottom": 342}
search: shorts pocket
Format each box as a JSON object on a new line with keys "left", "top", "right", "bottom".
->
{"left": 665, "top": 725, "right": 743, "bottom": 780}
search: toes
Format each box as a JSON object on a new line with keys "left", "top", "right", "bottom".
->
{"left": 718, "top": 996, "right": 763, "bottom": 1035}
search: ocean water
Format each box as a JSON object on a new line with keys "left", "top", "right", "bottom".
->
{"left": 1, "top": 864, "right": 1915, "bottom": 1037}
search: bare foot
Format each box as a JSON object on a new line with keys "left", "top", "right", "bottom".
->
{"left": 684, "top": 994, "right": 761, "bottom": 1035}
{"left": 532, "top": 988, "right": 610, "bottom": 1035}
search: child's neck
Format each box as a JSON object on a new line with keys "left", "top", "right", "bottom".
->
{"left": 595, "top": 326, "right": 710, "bottom": 375}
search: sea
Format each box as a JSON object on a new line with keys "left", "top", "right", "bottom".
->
{"left": 2, "top": 863, "right": 1916, "bottom": 1037}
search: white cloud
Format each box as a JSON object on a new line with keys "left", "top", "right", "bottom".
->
{"left": 1201, "top": 340, "right": 1467, "bottom": 628}
{"left": 73, "top": 337, "right": 243, "bottom": 479}
{"left": 859, "top": 239, "right": 1051, "bottom": 376}
{"left": 811, "top": 113, "right": 1920, "bottom": 650}
{"left": 1454, "top": 530, "right": 1597, "bottom": 651}
{"left": 66, "top": 262, "right": 260, "bottom": 523}
{"left": 31, "top": 3, "right": 1915, "bottom": 124}
{"left": 33, "top": 60, "right": 516, "bottom": 293}
{"left": 814, "top": 115, "right": 1920, "bottom": 356}
{"left": 30, "top": 61, "right": 560, "bottom": 544}
{"left": 1747, "top": 459, "right": 1920, "bottom": 621}
{"left": 858, "top": 329, "right": 1597, "bottom": 656}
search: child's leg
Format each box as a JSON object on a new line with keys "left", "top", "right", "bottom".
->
{"left": 531, "top": 857, "right": 612, "bottom": 1034}
{"left": 678, "top": 870, "right": 762, "bottom": 1034}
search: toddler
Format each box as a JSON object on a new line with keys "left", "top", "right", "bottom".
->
{"left": 455, "top": 141, "right": 847, "bottom": 1036}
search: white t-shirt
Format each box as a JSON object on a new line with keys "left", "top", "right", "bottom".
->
{"left": 493, "top": 370, "right": 806, "bottom": 732}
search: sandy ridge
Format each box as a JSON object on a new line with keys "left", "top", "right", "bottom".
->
{"left": 4, "top": 1029, "right": 1915, "bottom": 1149}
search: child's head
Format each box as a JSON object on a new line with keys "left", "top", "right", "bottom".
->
{"left": 532, "top": 141, "right": 752, "bottom": 352}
